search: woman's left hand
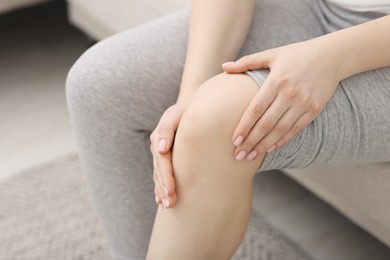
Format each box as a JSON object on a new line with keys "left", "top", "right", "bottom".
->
{"left": 222, "top": 39, "right": 341, "bottom": 160}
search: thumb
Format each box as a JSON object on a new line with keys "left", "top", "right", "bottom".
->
{"left": 157, "top": 109, "right": 182, "bottom": 153}
{"left": 222, "top": 51, "right": 271, "bottom": 73}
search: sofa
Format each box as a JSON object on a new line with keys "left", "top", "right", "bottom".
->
{"left": 67, "top": 0, "right": 190, "bottom": 40}
{"left": 0, "top": 0, "right": 49, "bottom": 14}
{"left": 66, "top": 0, "right": 390, "bottom": 249}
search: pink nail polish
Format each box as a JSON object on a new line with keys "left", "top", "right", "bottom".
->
{"left": 222, "top": 61, "right": 235, "bottom": 67}
{"left": 158, "top": 139, "right": 167, "bottom": 152}
{"left": 235, "top": 150, "right": 247, "bottom": 161}
{"left": 233, "top": 136, "right": 244, "bottom": 146}
{"left": 267, "top": 145, "right": 276, "bottom": 153}
{"left": 163, "top": 198, "right": 170, "bottom": 209}
{"left": 247, "top": 150, "right": 258, "bottom": 160}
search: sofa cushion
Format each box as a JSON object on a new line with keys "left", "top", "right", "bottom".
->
{"left": 283, "top": 162, "right": 390, "bottom": 247}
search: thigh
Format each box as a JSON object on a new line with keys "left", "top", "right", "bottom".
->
{"left": 241, "top": 0, "right": 390, "bottom": 171}
{"left": 65, "top": 9, "right": 191, "bottom": 260}
{"left": 253, "top": 67, "right": 390, "bottom": 172}
{"left": 66, "top": 8, "right": 191, "bottom": 131}
{"left": 239, "top": 0, "right": 384, "bottom": 57}
{"left": 239, "top": 0, "right": 325, "bottom": 57}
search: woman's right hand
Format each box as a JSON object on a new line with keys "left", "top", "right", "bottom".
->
{"left": 150, "top": 101, "right": 189, "bottom": 209}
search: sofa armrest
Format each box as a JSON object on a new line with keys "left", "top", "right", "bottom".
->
{"left": 0, "top": 0, "right": 49, "bottom": 15}
{"left": 66, "top": 0, "right": 190, "bottom": 40}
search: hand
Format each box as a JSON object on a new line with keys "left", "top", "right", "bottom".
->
{"left": 222, "top": 39, "right": 341, "bottom": 160}
{"left": 150, "top": 101, "right": 188, "bottom": 209}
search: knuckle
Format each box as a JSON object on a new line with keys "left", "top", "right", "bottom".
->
{"left": 273, "top": 73, "right": 289, "bottom": 90}
{"left": 243, "top": 140, "right": 257, "bottom": 150}
{"left": 239, "top": 123, "right": 251, "bottom": 135}
{"left": 277, "top": 137, "right": 286, "bottom": 146}
{"left": 297, "top": 94, "right": 310, "bottom": 109}
{"left": 252, "top": 104, "right": 265, "bottom": 117}
{"left": 256, "top": 142, "right": 268, "bottom": 153}
{"left": 309, "top": 102, "right": 322, "bottom": 115}
{"left": 240, "top": 55, "right": 249, "bottom": 62}
{"left": 260, "top": 120, "right": 273, "bottom": 132}
{"left": 291, "top": 125, "right": 301, "bottom": 135}
{"left": 274, "top": 123, "right": 288, "bottom": 134}
{"left": 241, "top": 55, "right": 250, "bottom": 63}
{"left": 283, "top": 87, "right": 299, "bottom": 101}
{"left": 158, "top": 126, "right": 171, "bottom": 136}
{"left": 162, "top": 168, "right": 171, "bottom": 178}
{"left": 240, "top": 55, "right": 252, "bottom": 70}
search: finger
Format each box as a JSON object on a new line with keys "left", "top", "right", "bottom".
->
{"left": 151, "top": 138, "right": 170, "bottom": 206}
{"left": 152, "top": 133, "right": 170, "bottom": 194}
{"left": 157, "top": 151, "right": 176, "bottom": 198}
{"left": 153, "top": 134, "right": 176, "bottom": 200}
{"left": 167, "top": 191, "right": 178, "bottom": 208}
{"left": 159, "top": 152, "right": 178, "bottom": 208}
{"left": 152, "top": 129, "right": 177, "bottom": 208}
{"left": 274, "top": 112, "right": 315, "bottom": 150}
{"left": 232, "top": 74, "right": 278, "bottom": 147}
{"left": 157, "top": 110, "right": 182, "bottom": 154}
{"left": 150, "top": 136, "right": 161, "bottom": 204}
{"left": 153, "top": 130, "right": 177, "bottom": 209}
{"left": 246, "top": 108, "right": 305, "bottom": 160}
{"left": 222, "top": 51, "right": 271, "bottom": 73}
{"left": 234, "top": 94, "right": 290, "bottom": 157}
{"left": 151, "top": 145, "right": 163, "bottom": 204}
{"left": 153, "top": 169, "right": 164, "bottom": 205}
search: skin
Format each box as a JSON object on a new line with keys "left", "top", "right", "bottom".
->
{"left": 147, "top": 0, "right": 390, "bottom": 257}
{"left": 150, "top": 0, "right": 256, "bottom": 208}
{"left": 147, "top": 73, "right": 265, "bottom": 259}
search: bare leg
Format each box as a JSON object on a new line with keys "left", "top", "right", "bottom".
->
{"left": 146, "top": 73, "right": 265, "bottom": 259}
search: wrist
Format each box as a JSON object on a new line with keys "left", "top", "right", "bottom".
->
{"left": 176, "top": 92, "right": 194, "bottom": 107}
{"left": 309, "top": 35, "right": 349, "bottom": 82}
{"left": 323, "top": 35, "right": 354, "bottom": 81}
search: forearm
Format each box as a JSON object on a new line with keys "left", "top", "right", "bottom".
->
{"left": 177, "top": 0, "right": 255, "bottom": 104}
{"left": 318, "top": 15, "right": 390, "bottom": 81}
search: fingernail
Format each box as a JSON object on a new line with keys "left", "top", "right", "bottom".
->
{"left": 233, "top": 136, "right": 244, "bottom": 146}
{"left": 158, "top": 139, "right": 167, "bottom": 152}
{"left": 163, "top": 186, "right": 169, "bottom": 196}
{"left": 246, "top": 150, "right": 258, "bottom": 160}
{"left": 222, "top": 61, "right": 235, "bottom": 67}
{"left": 155, "top": 195, "right": 159, "bottom": 204}
{"left": 267, "top": 145, "right": 276, "bottom": 153}
{"left": 163, "top": 198, "right": 170, "bottom": 209}
{"left": 235, "top": 150, "right": 247, "bottom": 161}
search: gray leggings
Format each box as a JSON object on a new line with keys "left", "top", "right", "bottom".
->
{"left": 66, "top": 0, "right": 390, "bottom": 259}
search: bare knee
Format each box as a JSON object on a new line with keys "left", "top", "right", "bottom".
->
{"left": 172, "top": 73, "right": 264, "bottom": 187}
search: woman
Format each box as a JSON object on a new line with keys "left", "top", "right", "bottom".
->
{"left": 66, "top": 0, "right": 390, "bottom": 259}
